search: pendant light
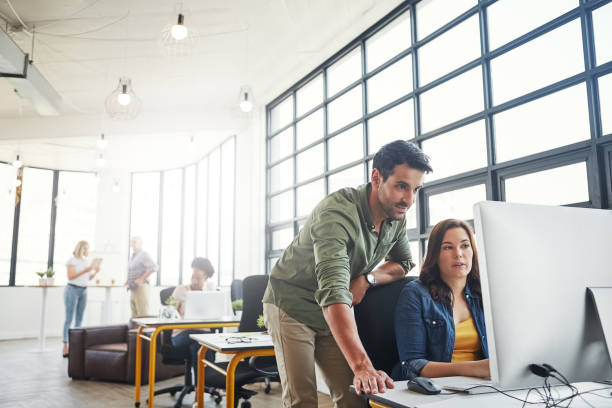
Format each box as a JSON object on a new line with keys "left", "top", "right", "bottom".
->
{"left": 105, "top": 77, "right": 142, "bottom": 120}
{"left": 239, "top": 85, "right": 253, "bottom": 112}
{"left": 12, "top": 154, "right": 23, "bottom": 169}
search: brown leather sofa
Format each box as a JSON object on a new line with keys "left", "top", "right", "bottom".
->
{"left": 68, "top": 323, "right": 184, "bottom": 384}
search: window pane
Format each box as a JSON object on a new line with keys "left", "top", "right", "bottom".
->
{"left": 368, "top": 100, "right": 414, "bottom": 154}
{"left": 420, "top": 67, "right": 483, "bottom": 133}
{"left": 270, "top": 158, "right": 294, "bottom": 193}
{"left": 161, "top": 169, "right": 182, "bottom": 286}
{"left": 270, "top": 96, "right": 294, "bottom": 134}
{"left": 600, "top": 74, "right": 612, "bottom": 135}
{"left": 296, "top": 143, "right": 324, "bottom": 183}
{"left": 196, "top": 159, "right": 208, "bottom": 258}
{"left": 495, "top": 83, "right": 590, "bottom": 162}
{"left": 592, "top": 2, "right": 612, "bottom": 66}
{"left": 417, "top": 0, "right": 476, "bottom": 40}
{"left": 182, "top": 166, "right": 196, "bottom": 284}
{"left": 0, "top": 164, "right": 16, "bottom": 285}
{"left": 207, "top": 150, "right": 221, "bottom": 283}
{"left": 418, "top": 15, "right": 480, "bottom": 86}
{"left": 408, "top": 240, "right": 420, "bottom": 276}
{"left": 405, "top": 203, "right": 417, "bottom": 230}
{"left": 428, "top": 184, "right": 486, "bottom": 226}
{"left": 297, "top": 74, "right": 324, "bottom": 117}
{"left": 268, "top": 257, "right": 279, "bottom": 272}
{"left": 130, "top": 172, "right": 160, "bottom": 264}
{"left": 328, "top": 124, "right": 364, "bottom": 171}
{"left": 328, "top": 85, "right": 363, "bottom": 134}
{"left": 272, "top": 227, "right": 294, "bottom": 251}
{"left": 219, "top": 139, "right": 235, "bottom": 286}
{"left": 53, "top": 172, "right": 98, "bottom": 285}
{"left": 270, "top": 127, "right": 293, "bottom": 163}
{"left": 327, "top": 47, "right": 362, "bottom": 97}
{"left": 366, "top": 12, "right": 411, "bottom": 72}
{"left": 297, "top": 179, "right": 325, "bottom": 217}
{"left": 270, "top": 190, "right": 293, "bottom": 223}
{"left": 367, "top": 56, "right": 412, "bottom": 113}
{"left": 504, "top": 162, "right": 588, "bottom": 205}
{"left": 328, "top": 164, "right": 365, "bottom": 194}
{"left": 297, "top": 109, "right": 324, "bottom": 150}
{"left": 491, "top": 20, "right": 584, "bottom": 105}
{"left": 16, "top": 168, "right": 53, "bottom": 285}
{"left": 422, "top": 120, "right": 487, "bottom": 181}
{"left": 487, "top": 0, "right": 576, "bottom": 50}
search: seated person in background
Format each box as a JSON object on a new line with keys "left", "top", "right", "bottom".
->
{"left": 392, "top": 219, "right": 489, "bottom": 380}
{"left": 167, "top": 257, "right": 217, "bottom": 380}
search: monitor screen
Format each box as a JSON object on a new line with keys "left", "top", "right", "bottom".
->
{"left": 473, "top": 201, "right": 612, "bottom": 388}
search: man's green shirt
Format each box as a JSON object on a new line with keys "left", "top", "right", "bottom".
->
{"left": 262, "top": 183, "right": 415, "bottom": 330}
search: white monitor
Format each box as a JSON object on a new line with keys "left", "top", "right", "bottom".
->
{"left": 473, "top": 201, "right": 612, "bottom": 388}
{"left": 184, "top": 290, "right": 232, "bottom": 320}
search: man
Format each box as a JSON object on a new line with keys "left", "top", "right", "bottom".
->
{"left": 126, "top": 236, "right": 158, "bottom": 317}
{"left": 262, "top": 140, "right": 432, "bottom": 407}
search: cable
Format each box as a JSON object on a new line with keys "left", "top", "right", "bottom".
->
{"left": 5, "top": 0, "right": 28, "bottom": 30}
{"left": 35, "top": 11, "right": 130, "bottom": 37}
{"left": 33, "top": 0, "right": 103, "bottom": 30}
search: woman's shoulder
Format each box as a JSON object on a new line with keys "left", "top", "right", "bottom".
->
{"left": 404, "top": 279, "right": 427, "bottom": 294}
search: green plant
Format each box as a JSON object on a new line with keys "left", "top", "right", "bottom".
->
{"left": 164, "top": 295, "right": 177, "bottom": 308}
{"left": 256, "top": 314, "right": 265, "bottom": 329}
{"left": 45, "top": 268, "right": 55, "bottom": 278}
{"left": 231, "top": 299, "right": 243, "bottom": 311}
{"left": 36, "top": 271, "right": 45, "bottom": 278}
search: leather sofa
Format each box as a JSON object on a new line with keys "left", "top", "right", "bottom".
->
{"left": 68, "top": 323, "right": 184, "bottom": 384}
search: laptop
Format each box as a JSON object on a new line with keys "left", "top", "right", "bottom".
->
{"left": 184, "top": 290, "right": 231, "bottom": 320}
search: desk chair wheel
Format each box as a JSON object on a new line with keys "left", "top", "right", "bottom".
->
{"left": 240, "top": 401, "right": 251, "bottom": 408}
{"left": 214, "top": 395, "right": 223, "bottom": 404}
{"left": 134, "top": 403, "right": 140, "bottom": 408}
{"left": 264, "top": 384, "right": 271, "bottom": 394}
{"left": 170, "top": 391, "right": 177, "bottom": 397}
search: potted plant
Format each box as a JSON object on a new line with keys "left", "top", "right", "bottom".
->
{"left": 232, "top": 299, "right": 243, "bottom": 319}
{"left": 36, "top": 271, "right": 46, "bottom": 286}
{"left": 159, "top": 295, "right": 180, "bottom": 319}
{"left": 45, "top": 268, "right": 56, "bottom": 285}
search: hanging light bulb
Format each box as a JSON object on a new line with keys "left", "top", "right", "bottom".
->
{"left": 97, "top": 133, "right": 108, "bottom": 149}
{"left": 171, "top": 14, "right": 188, "bottom": 40}
{"left": 112, "top": 180, "right": 120, "bottom": 193}
{"left": 105, "top": 77, "right": 142, "bottom": 120}
{"left": 12, "top": 154, "right": 23, "bottom": 169}
{"left": 14, "top": 178, "right": 21, "bottom": 187}
{"left": 117, "top": 84, "right": 131, "bottom": 106}
{"left": 239, "top": 85, "right": 253, "bottom": 112}
{"left": 96, "top": 154, "right": 106, "bottom": 168}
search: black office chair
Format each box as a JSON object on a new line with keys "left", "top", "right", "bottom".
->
{"left": 203, "top": 274, "right": 279, "bottom": 408}
{"left": 154, "top": 286, "right": 222, "bottom": 407}
{"left": 230, "top": 279, "right": 243, "bottom": 303}
{"left": 354, "top": 276, "right": 416, "bottom": 376}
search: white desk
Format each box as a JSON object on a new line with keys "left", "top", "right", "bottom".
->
{"left": 28, "top": 285, "right": 63, "bottom": 351}
{"left": 355, "top": 379, "right": 612, "bottom": 408}
{"left": 91, "top": 284, "right": 124, "bottom": 324}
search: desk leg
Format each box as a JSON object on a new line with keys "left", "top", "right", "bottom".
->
{"left": 38, "top": 287, "right": 47, "bottom": 352}
{"left": 147, "top": 328, "right": 161, "bottom": 408}
{"left": 226, "top": 354, "right": 244, "bottom": 408}
{"left": 101, "top": 287, "right": 111, "bottom": 324}
{"left": 134, "top": 326, "right": 144, "bottom": 407}
{"left": 196, "top": 345, "right": 208, "bottom": 408}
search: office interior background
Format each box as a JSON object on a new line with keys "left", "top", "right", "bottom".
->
{"left": 0, "top": 0, "right": 611, "bottom": 343}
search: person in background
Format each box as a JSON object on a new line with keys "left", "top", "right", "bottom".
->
{"left": 392, "top": 219, "right": 489, "bottom": 380}
{"left": 126, "top": 236, "right": 158, "bottom": 317}
{"left": 63, "top": 240, "right": 101, "bottom": 357}
{"left": 171, "top": 257, "right": 217, "bottom": 317}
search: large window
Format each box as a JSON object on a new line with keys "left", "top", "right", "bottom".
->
{"left": 129, "top": 136, "right": 236, "bottom": 286}
{"left": 0, "top": 163, "right": 17, "bottom": 285}
{"left": 265, "top": 0, "right": 612, "bottom": 273}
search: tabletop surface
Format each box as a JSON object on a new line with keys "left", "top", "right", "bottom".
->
{"left": 190, "top": 332, "right": 274, "bottom": 351}
{"left": 132, "top": 316, "right": 240, "bottom": 326}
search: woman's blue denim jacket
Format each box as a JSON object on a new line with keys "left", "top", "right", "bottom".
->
{"left": 391, "top": 279, "right": 488, "bottom": 380}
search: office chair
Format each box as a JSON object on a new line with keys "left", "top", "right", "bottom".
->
{"left": 230, "top": 279, "right": 243, "bottom": 304}
{"left": 203, "top": 274, "right": 279, "bottom": 408}
{"left": 354, "top": 276, "right": 416, "bottom": 375}
{"left": 154, "top": 286, "right": 222, "bottom": 407}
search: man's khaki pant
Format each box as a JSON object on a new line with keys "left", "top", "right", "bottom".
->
{"left": 263, "top": 303, "right": 367, "bottom": 408}
{"left": 130, "top": 283, "right": 150, "bottom": 317}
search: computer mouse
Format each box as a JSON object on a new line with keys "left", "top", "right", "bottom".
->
{"left": 407, "top": 376, "right": 442, "bottom": 395}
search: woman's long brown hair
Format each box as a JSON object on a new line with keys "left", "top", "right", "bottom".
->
{"left": 419, "top": 219, "right": 481, "bottom": 305}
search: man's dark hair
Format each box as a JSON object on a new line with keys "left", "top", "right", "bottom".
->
{"left": 373, "top": 140, "right": 432, "bottom": 181}
{"left": 191, "top": 257, "right": 215, "bottom": 278}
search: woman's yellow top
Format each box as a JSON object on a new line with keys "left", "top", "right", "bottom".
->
{"left": 451, "top": 317, "right": 481, "bottom": 362}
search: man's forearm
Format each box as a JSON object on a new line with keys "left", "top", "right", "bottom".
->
{"left": 372, "top": 261, "right": 406, "bottom": 285}
{"left": 322, "top": 303, "right": 372, "bottom": 373}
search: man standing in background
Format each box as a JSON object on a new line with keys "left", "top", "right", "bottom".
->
{"left": 126, "top": 236, "right": 157, "bottom": 317}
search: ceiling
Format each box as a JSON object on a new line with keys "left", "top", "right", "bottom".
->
{"left": 0, "top": 0, "right": 402, "bottom": 170}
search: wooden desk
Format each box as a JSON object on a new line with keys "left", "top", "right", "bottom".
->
{"left": 27, "top": 285, "right": 63, "bottom": 351}
{"left": 190, "top": 332, "right": 275, "bottom": 408}
{"left": 132, "top": 316, "right": 240, "bottom": 408}
{"left": 354, "top": 379, "right": 612, "bottom": 408}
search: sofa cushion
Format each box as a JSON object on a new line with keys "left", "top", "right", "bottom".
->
{"left": 90, "top": 342, "right": 128, "bottom": 352}
{"left": 85, "top": 349, "right": 128, "bottom": 382}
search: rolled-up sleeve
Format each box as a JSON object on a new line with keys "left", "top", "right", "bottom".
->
{"left": 395, "top": 285, "right": 429, "bottom": 380}
{"left": 311, "top": 209, "right": 356, "bottom": 308}
{"left": 386, "top": 222, "right": 415, "bottom": 273}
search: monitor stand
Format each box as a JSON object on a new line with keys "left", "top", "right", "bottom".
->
{"left": 587, "top": 287, "right": 612, "bottom": 383}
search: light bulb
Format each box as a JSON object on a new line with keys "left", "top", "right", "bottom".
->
{"left": 96, "top": 155, "right": 106, "bottom": 168}
{"left": 117, "top": 92, "right": 131, "bottom": 106}
{"left": 13, "top": 179, "right": 21, "bottom": 187}
{"left": 12, "top": 155, "right": 23, "bottom": 169}
{"left": 171, "top": 24, "right": 188, "bottom": 40}
{"left": 240, "top": 99, "right": 253, "bottom": 112}
{"left": 112, "top": 182, "right": 120, "bottom": 193}
{"left": 97, "top": 134, "right": 108, "bottom": 149}
{"left": 239, "top": 87, "right": 253, "bottom": 112}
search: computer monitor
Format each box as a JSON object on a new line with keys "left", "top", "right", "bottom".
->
{"left": 473, "top": 201, "right": 612, "bottom": 389}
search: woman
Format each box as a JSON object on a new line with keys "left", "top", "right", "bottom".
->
{"left": 392, "top": 219, "right": 489, "bottom": 380}
{"left": 62, "top": 240, "right": 100, "bottom": 357}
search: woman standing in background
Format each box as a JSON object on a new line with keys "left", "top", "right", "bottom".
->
{"left": 62, "top": 240, "right": 101, "bottom": 357}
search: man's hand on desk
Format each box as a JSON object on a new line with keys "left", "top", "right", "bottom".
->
{"left": 353, "top": 363, "right": 394, "bottom": 395}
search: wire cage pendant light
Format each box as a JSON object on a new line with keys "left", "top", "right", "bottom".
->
{"left": 105, "top": 77, "right": 142, "bottom": 120}
{"left": 160, "top": 11, "right": 196, "bottom": 57}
